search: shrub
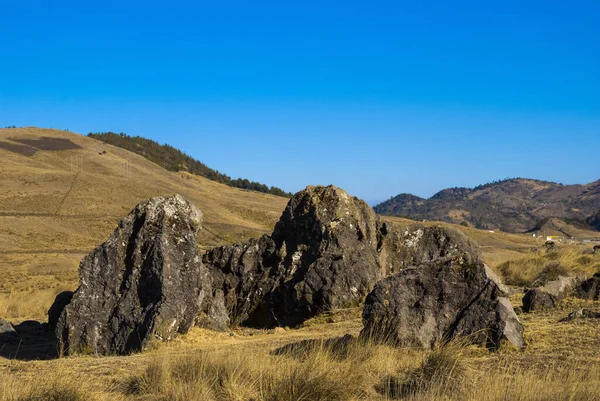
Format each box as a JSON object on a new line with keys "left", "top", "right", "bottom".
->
{"left": 532, "top": 261, "right": 570, "bottom": 286}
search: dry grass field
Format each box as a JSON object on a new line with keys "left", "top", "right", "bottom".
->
{"left": 2, "top": 127, "right": 600, "bottom": 400}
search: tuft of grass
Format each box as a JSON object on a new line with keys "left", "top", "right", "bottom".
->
{"left": 0, "top": 371, "right": 104, "bottom": 401}
{"left": 531, "top": 261, "right": 570, "bottom": 286}
{"left": 380, "top": 340, "right": 470, "bottom": 399}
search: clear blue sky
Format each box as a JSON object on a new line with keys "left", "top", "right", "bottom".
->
{"left": 1, "top": 1, "right": 599, "bottom": 203}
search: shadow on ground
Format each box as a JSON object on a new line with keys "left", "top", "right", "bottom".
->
{"left": 271, "top": 334, "right": 357, "bottom": 360}
{"left": 0, "top": 321, "right": 58, "bottom": 360}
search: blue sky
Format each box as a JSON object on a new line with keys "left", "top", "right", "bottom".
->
{"left": 1, "top": 1, "right": 598, "bottom": 203}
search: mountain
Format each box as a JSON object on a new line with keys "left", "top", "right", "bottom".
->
{"left": 87, "top": 132, "right": 291, "bottom": 197}
{"left": 375, "top": 178, "right": 600, "bottom": 233}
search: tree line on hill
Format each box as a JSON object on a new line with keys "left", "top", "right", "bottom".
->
{"left": 88, "top": 132, "right": 292, "bottom": 197}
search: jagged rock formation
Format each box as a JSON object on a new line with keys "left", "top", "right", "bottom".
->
{"left": 522, "top": 276, "right": 583, "bottom": 312}
{"left": 205, "top": 185, "right": 489, "bottom": 330}
{"left": 204, "top": 185, "right": 404, "bottom": 327}
{"left": 360, "top": 255, "right": 525, "bottom": 350}
{"left": 51, "top": 195, "right": 227, "bottom": 355}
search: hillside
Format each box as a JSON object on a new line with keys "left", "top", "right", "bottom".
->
{"left": 0, "top": 127, "right": 288, "bottom": 299}
{"left": 375, "top": 178, "right": 600, "bottom": 233}
{"left": 87, "top": 131, "right": 291, "bottom": 197}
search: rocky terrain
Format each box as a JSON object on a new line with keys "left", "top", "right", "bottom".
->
{"left": 375, "top": 178, "right": 600, "bottom": 233}
{"left": 45, "top": 186, "right": 529, "bottom": 356}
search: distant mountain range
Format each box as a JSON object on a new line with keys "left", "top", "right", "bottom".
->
{"left": 374, "top": 178, "right": 600, "bottom": 234}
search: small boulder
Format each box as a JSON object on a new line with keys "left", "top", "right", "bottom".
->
{"left": 522, "top": 276, "right": 583, "bottom": 312}
{"left": 52, "top": 195, "right": 226, "bottom": 355}
{"left": 360, "top": 257, "right": 524, "bottom": 349}
{"left": 575, "top": 273, "right": 600, "bottom": 300}
{"left": 395, "top": 224, "right": 481, "bottom": 267}
{"left": 0, "top": 318, "right": 18, "bottom": 340}
{"left": 560, "top": 308, "right": 600, "bottom": 322}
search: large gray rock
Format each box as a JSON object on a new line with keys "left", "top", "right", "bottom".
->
{"left": 360, "top": 257, "right": 525, "bottom": 349}
{"left": 205, "top": 185, "right": 412, "bottom": 327}
{"left": 522, "top": 276, "right": 583, "bottom": 312}
{"left": 267, "top": 186, "right": 402, "bottom": 327}
{"left": 52, "top": 195, "right": 227, "bottom": 355}
{"left": 395, "top": 224, "right": 481, "bottom": 268}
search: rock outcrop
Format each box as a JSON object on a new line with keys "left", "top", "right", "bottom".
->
{"left": 205, "top": 185, "right": 409, "bottom": 327}
{"left": 522, "top": 276, "right": 583, "bottom": 312}
{"left": 52, "top": 195, "right": 227, "bottom": 355}
{"left": 360, "top": 256, "right": 525, "bottom": 349}
{"left": 204, "top": 185, "right": 488, "bottom": 328}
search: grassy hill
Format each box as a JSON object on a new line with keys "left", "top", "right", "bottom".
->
{"left": 87, "top": 132, "right": 292, "bottom": 197}
{"left": 375, "top": 178, "right": 600, "bottom": 233}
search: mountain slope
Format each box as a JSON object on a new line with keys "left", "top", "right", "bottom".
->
{"left": 375, "top": 178, "right": 600, "bottom": 233}
{"left": 88, "top": 132, "right": 291, "bottom": 197}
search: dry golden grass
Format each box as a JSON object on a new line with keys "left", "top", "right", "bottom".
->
{"left": 3, "top": 311, "right": 600, "bottom": 401}
{"left": 497, "top": 246, "right": 600, "bottom": 286}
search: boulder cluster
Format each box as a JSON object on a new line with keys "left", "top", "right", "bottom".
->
{"left": 49, "top": 186, "right": 526, "bottom": 355}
